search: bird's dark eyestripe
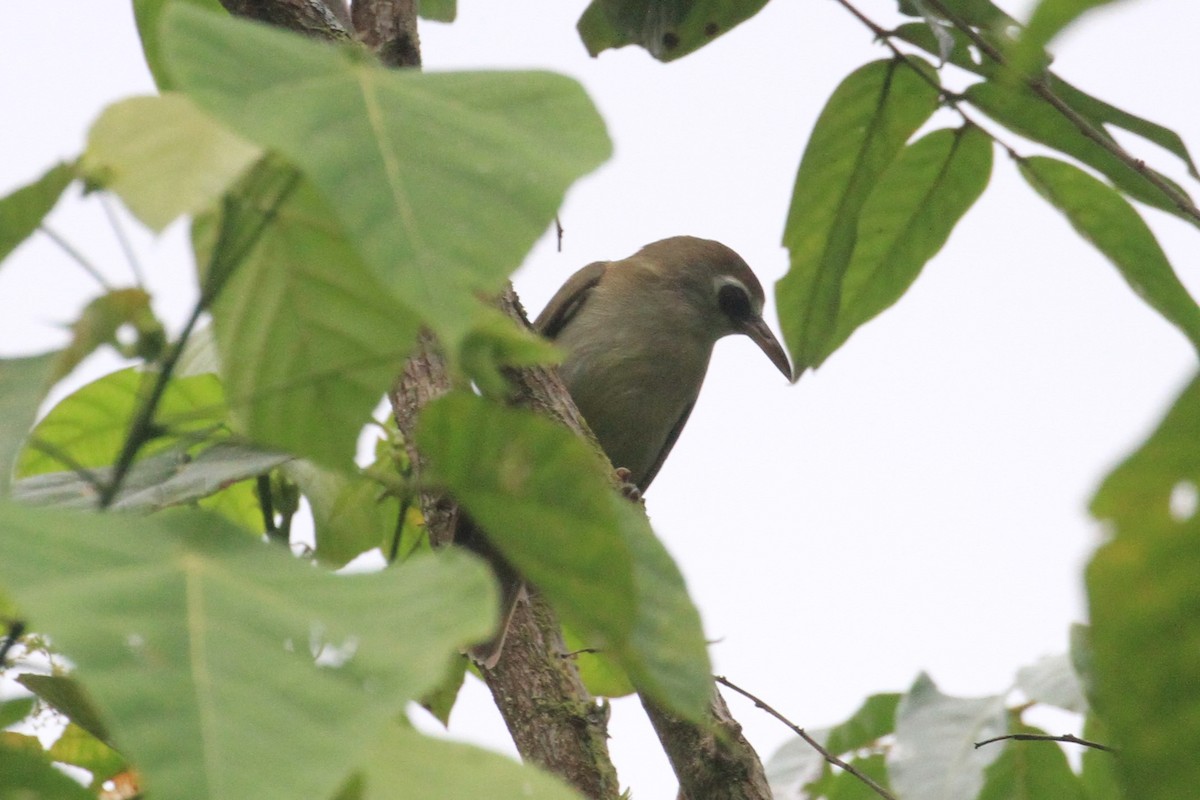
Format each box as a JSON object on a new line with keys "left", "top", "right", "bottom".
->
{"left": 718, "top": 283, "right": 753, "bottom": 322}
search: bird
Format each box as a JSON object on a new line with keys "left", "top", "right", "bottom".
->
{"left": 536, "top": 235, "right": 792, "bottom": 491}
{"left": 471, "top": 235, "right": 792, "bottom": 667}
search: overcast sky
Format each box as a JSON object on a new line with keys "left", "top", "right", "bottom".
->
{"left": 2, "top": 1, "right": 1198, "bottom": 797}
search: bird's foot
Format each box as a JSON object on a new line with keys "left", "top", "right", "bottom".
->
{"left": 613, "top": 467, "right": 643, "bottom": 503}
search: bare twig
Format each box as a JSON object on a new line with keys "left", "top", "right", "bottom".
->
{"left": 0, "top": 620, "right": 26, "bottom": 667}
{"left": 715, "top": 675, "right": 898, "bottom": 800}
{"left": 975, "top": 732, "right": 1116, "bottom": 753}
{"left": 100, "top": 195, "right": 146, "bottom": 288}
{"left": 39, "top": 225, "right": 112, "bottom": 290}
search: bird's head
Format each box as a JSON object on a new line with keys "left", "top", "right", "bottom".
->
{"left": 633, "top": 236, "right": 794, "bottom": 381}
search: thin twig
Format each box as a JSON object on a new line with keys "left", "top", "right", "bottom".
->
{"left": 715, "top": 675, "right": 898, "bottom": 800}
{"left": 975, "top": 732, "right": 1116, "bottom": 753}
{"left": 100, "top": 195, "right": 147, "bottom": 288}
{"left": 256, "top": 473, "right": 282, "bottom": 542}
{"left": 39, "top": 225, "right": 112, "bottom": 290}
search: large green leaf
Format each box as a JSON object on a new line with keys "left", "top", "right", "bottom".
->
{"left": 0, "top": 162, "right": 74, "bottom": 266}
{"left": 162, "top": 4, "right": 611, "bottom": 345}
{"left": 417, "top": 392, "right": 711, "bottom": 719}
{"left": 354, "top": 724, "right": 580, "bottom": 799}
{"left": 16, "top": 367, "right": 227, "bottom": 478}
{"left": 967, "top": 81, "right": 1196, "bottom": 225}
{"left": 1087, "top": 373, "right": 1200, "bottom": 800}
{"left": 577, "top": 0, "right": 769, "bottom": 61}
{"left": 132, "top": 0, "right": 226, "bottom": 90}
{"left": 777, "top": 58, "right": 941, "bottom": 376}
{"left": 198, "top": 169, "right": 420, "bottom": 469}
{"left": 977, "top": 722, "right": 1086, "bottom": 800}
{"left": 1018, "top": 156, "right": 1200, "bottom": 353}
{"left": 0, "top": 503, "right": 494, "bottom": 800}
{"left": 889, "top": 673, "right": 1006, "bottom": 800}
{"left": 0, "top": 351, "right": 58, "bottom": 497}
{"left": 824, "top": 125, "right": 992, "bottom": 363}
{"left": 80, "top": 94, "right": 261, "bottom": 232}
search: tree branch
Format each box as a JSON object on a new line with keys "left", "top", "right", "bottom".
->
{"left": 218, "top": 0, "right": 352, "bottom": 41}
{"left": 389, "top": 325, "right": 621, "bottom": 800}
{"left": 642, "top": 689, "right": 772, "bottom": 800}
{"left": 352, "top": 0, "right": 422, "bottom": 68}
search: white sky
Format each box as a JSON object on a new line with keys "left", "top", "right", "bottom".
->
{"left": 2, "top": 1, "right": 1198, "bottom": 797}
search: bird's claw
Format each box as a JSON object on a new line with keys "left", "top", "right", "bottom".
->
{"left": 613, "top": 467, "right": 642, "bottom": 503}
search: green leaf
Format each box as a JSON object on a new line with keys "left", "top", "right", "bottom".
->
{"left": 198, "top": 170, "right": 420, "bottom": 469}
{"left": 355, "top": 724, "right": 580, "bottom": 799}
{"left": 0, "top": 351, "right": 59, "bottom": 497}
{"left": 1087, "top": 373, "right": 1200, "bottom": 800}
{"left": 13, "top": 440, "right": 290, "bottom": 513}
{"left": 577, "top": 0, "right": 769, "bottom": 62}
{"left": 1009, "top": 0, "right": 1126, "bottom": 78}
{"left": 0, "top": 162, "right": 74, "bottom": 266}
{"left": 563, "top": 623, "right": 635, "bottom": 698}
{"left": 977, "top": 722, "right": 1086, "bottom": 800}
{"left": 54, "top": 287, "right": 165, "bottom": 383}
{"left": 614, "top": 496, "right": 710, "bottom": 716}
{"left": 418, "top": 0, "right": 456, "bottom": 22}
{"left": 0, "top": 697, "right": 35, "bottom": 729}
{"left": 778, "top": 58, "right": 942, "bottom": 376}
{"left": 889, "top": 673, "right": 1006, "bottom": 800}
{"left": 1048, "top": 75, "right": 1199, "bottom": 179}
{"left": 824, "top": 125, "right": 992, "bottom": 362}
{"left": 49, "top": 723, "right": 126, "bottom": 786}
{"left": 0, "top": 744, "right": 94, "bottom": 800}
{"left": 417, "top": 392, "right": 711, "bottom": 719}
{"left": 1018, "top": 156, "right": 1200, "bottom": 353}
{"left": 967, "top": 81, "right": 1196, "bottom": 224}
{"left": 17, "top": 674, "right": 113, "bottom": 745}
{"left": 162, "top": 4, "right": 611, "bottom": 345}
{"left": 894, "top": 27, "right": 1199, "bottom": 180}
{"left": 0, "top": 504, "right": 495, "bottom": 800}
{"left": 460, "top": 307, "right": 562, "bottom": 399}
{"left": 132, "top": 0, "right": 226, "bottom": 91}
{"left": 284, "top": 460, "right": 398, "bottom": 566}
{"left": 16, "top": 368, "right": 227, "bottom": 479}
{"left": 1015, "top": 652, "right": 1087, "bottom": 713}
{"left": 418, "top": 654, "right": 468, "bottom": 727}
{"left": 825, "top": 693, "right": 901, "bottom": 755}
{"left": 80, "top": 94, "right": 262, "bottom": 231}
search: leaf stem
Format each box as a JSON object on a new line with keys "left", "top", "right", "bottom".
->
{"left": 100, "top": 194, "right": 147, "bottom": 288}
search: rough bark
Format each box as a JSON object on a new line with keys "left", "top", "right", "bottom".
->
{"left": 352, "top": 0, "right": 422, "bottom": 68}
{"left": 218, "top": 0, "right": 352, "bottom": 40}
{"left": 643, "top": 691, "right": 773, "bottom": 800}
{"left": 390, "top": 323, "right": 620, "bottom": 800}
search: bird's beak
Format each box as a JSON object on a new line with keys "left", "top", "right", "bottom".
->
{"left": 741, "top": 316, "right": 793, "bottom": 382}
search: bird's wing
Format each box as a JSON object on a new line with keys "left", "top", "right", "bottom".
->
{"left": 534, "top": 260, "right": 608, "bottom": 339}
{"left": 639, "top": 399, "right": 696, "bottom": 491}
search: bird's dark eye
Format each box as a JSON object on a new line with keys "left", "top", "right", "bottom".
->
{"left": 718, "top": 283, "right": 753, "bottom": 322}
